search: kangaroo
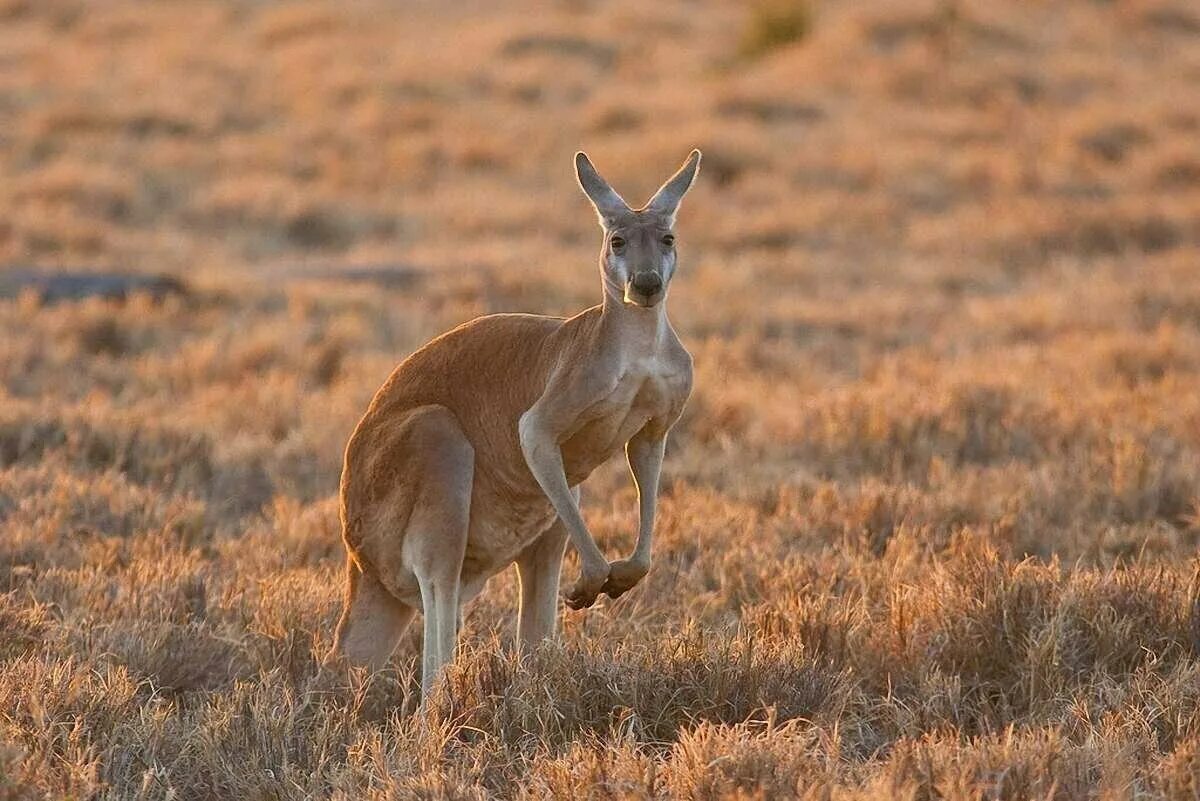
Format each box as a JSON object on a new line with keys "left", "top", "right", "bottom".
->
{"left": 330, "top": 150, "right": 700, "bottom": 698}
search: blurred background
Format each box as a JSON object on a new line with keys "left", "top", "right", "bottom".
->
{"left": 3, "top": 0, "right": 1200, "bottom": 796}
{"left": 3, "top": 0, "right": 1198, "bottom": 540}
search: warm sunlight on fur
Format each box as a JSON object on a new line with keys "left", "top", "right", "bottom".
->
{"left": 331, "top": 152, "right": 697, "bottom": 700}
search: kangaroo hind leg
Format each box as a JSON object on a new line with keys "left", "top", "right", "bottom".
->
{"left": 514, "top": 487, "right": 575, "bottom": 652}
{"left": 399, "top": 406, "right": 475, "bottom": 701}
{"left": 331, "top": 557, "right": 417, "bottom": 669}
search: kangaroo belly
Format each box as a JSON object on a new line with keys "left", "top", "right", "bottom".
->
{"left": 462, "top": 481, "right": 559, "bottom": 576}
{"left": 458, "top": 404, "right": 649, "bottom": 577}
{"left": 560, "top": 410, "right": 649, "bottom": 484}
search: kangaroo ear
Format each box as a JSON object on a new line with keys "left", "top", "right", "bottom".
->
{"left": 645, "top": 149, "right": 702, "bottom": 223}
{"left": 575, "top": 152, "right": 630, "bottom": 225}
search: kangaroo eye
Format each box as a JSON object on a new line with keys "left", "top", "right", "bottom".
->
{"left": 662, "top": 234, "right": 676, "bottom": 247}
{"left": 610, "top": 236, "right": 626, "bottom": 250}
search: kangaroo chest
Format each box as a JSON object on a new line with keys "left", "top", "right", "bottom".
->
{"left": 559, "top": 354, "right": 688, "bottom": 485}
{"left": 463, "top": 327, "right": 690, "bottom": 580}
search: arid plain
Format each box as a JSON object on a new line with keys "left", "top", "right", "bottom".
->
{"left": 3, "top": 0, "right": 1200, "bottom": 797}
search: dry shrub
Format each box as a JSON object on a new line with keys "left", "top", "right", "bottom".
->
{"left": 662, "top": 719, "right": 836, "bottom": 800}
{"left": 0, "top": 414, "right": 214, "bottom": 492}
{"left": 11, "top": 161, "right": 136, "bottom": 223}
{"left": 0, "top": 593, "right": 53, "bottom": 659}
{"left": 871, "top": 729, "right": 1113, "bottom": 800}
{"left": 1159, "top": 734, "right": 1200, "bottom": 798}
{"left": 521, "top": 739, "right": 657, "bottom": 800}
{"left": 797, "top": 383, "right": 1063, "bottom": 482}
{"left": 189, "top": 178, "right": 393, "bottom": 254}
{"left": 1078, "top": 123, "right": 1151, "bottom": 164}
{"left": 438, "top": 630, "right": 846, "bottom": 751}
{"left": 740, "top": 0, "right": 815, "bottom": 58}
{"left": 309, "top": 341, "right": 345, "bottom": 387}
{"left": 1154, "top": 156, "right": 1200, "bottom": 190}
{"left": 73, "top": 315, "right": 128, "bottom": 357}
{"left": 90, "top": 622, "right": 250, "bottom": 695}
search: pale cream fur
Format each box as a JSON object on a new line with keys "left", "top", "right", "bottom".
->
{"left": 329, "top": 150, "right": 700, "bottom": 699}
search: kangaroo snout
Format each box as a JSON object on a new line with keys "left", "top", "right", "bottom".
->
{"left": 630, "top": 272, "right": 663, "bottom": 296}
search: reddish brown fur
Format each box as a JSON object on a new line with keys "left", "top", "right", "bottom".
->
{"left": 331, "top": 152, "right": 700, "bottom": 698}
{"left": 339, "top": 311, "right": 591, "bottom": 593}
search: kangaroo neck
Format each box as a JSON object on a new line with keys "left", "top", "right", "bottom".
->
{"left": 598, "top": 284, "right": 670, "bottom": 352}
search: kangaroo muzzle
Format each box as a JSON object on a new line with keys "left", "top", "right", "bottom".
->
{"left": 626, "top": 271, "right": 664, "bottom": 306}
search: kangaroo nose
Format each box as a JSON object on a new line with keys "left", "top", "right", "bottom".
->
{"left": 631, "top": 272, "right": 663, "bottom": 295}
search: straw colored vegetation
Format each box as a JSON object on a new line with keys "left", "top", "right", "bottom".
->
{"left": 2, "top": 0, "right": 1200, "bottom": 797}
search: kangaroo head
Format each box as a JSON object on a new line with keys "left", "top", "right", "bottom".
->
{"left": 575, "top": 150, "right": 701, "bottom": 309}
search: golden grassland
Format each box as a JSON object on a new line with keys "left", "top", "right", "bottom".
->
{"left": 3, "top": 0, "right": 1200, "bottom": 797}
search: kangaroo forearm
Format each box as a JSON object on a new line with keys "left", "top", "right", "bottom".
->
{"left": 519, "top": 423, "right": 606, "bottom": 565}
{"left": 627, "top": 435, "right": 666, "bottom": 565}
{"left": 528, "top": 450, "right": 596, "bottom": 555}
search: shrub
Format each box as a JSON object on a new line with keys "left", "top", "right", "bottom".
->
{"left": 740, "top": 0, "right": 814, "bottom": 58}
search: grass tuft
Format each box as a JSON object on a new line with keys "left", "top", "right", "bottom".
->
{"left": 740, "top": 0, "right": 814, "bottom": 58}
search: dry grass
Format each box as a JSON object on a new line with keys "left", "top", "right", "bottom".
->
{"left": 3, "top": 0, "right": 1200, "bottom": 797}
